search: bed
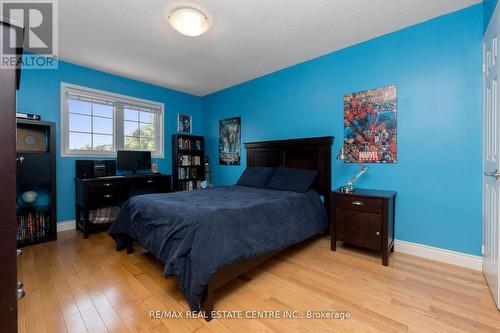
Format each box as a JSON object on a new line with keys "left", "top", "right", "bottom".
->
{"left": 109, "top": 136, "right": 333, "bottom": 320}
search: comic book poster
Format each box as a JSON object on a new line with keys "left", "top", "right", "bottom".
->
{"left": 219, "top": 117, "right": 241, "bottom": 165}
{"left": 343, "top": 85, "right": 397, "bottom": 163}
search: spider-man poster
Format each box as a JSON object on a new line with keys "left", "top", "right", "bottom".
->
{"left": 344, "top": 85, "right": 397, "bottom": 163}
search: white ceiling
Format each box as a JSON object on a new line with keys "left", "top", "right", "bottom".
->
{"left": 59, "top": 0, "right": 481, "bottom": 96}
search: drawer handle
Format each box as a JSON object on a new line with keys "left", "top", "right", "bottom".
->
{"left": 103, "top": 194, "right": 113, "bottom": 198}
{"left": 376, "top": 231, "right": 380, "bottom": 236}
{"left": 103, "top": 183, "right": 112, "bottom": 187}
{"left": 17, "top": 287, "right": 25, "bottom": 300}
{"left": 352, "top": 201, "right": 364, "bottom": 206}
{"left": 147, "top": 180, "right": 154, "bottom": 183}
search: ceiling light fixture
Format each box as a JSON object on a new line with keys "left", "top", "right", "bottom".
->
{"left": 168, "top": 7, "right": 209, "bottom": 37}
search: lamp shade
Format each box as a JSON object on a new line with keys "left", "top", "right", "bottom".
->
{"left": 337, "top": 146, "right": 346, "bottom": 161}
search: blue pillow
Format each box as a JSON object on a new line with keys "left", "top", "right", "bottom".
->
{"left": 267, "top": 167, "right": 318, "bottom": 193}
{"left": 237, "top": 167, "right": 276, "bottom": 188}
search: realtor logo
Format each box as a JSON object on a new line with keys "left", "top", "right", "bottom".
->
{"left": 1, "top": 0, "right": 58, "bottom": 69}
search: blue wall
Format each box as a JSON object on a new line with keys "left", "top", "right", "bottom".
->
{"left": 17, "top": 60, "right": 202, "bottom": 222}
{"left": 202, "top": 5, "right": 483, "bottom": 255}
{"left": 15, "top": 4, "right": 484, "bottom": 255}
{"left": 484, "top": 0, "right": 498, "bottom": 31}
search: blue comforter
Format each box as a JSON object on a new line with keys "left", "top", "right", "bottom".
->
{"left": 109, "top": 185, "right": 328, "bottom": 310}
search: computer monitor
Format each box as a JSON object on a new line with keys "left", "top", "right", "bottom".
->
{"left": 117, "top": 150, "right": 151, "bottom": 174}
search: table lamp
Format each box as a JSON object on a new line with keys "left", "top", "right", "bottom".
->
{"left": 337, "top": 146, "right": 368, "bottom": 193}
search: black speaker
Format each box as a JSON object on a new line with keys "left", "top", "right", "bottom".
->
{"left": 76, "top": 160, "right": 93, "bottom": 179}
{"left": 103, "top": 160, "right": 116, "bottom": 176}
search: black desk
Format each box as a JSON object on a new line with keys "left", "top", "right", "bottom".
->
{"left": 75, "top": 174, "right": 171, "bottom": 238}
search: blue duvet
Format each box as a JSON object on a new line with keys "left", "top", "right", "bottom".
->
{"left": 109, "top": 185, "right": 328, "bottom": 310}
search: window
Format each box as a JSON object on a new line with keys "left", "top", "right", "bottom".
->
{"left": 61, "top": 83, "right": 164, "bottom": 157}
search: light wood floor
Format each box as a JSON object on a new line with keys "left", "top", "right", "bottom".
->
{"left": 17, "top": 230, "right": 500, "bottom": 333}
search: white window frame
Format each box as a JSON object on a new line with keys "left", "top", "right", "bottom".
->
{"left": 60, "top": 83, "right": 164, "bottom": 158}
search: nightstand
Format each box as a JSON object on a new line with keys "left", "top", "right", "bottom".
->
{"left": 331, "top": 188, "right": 396, "bottom": 266}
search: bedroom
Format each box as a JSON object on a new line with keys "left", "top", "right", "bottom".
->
{"left": 0, "top": 0, "right": 499, "bottom": 332}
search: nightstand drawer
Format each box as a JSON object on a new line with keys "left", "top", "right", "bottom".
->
{"left": 336, "top": 208, "right": 382, "bottom": 251}
{"left": 336, "top": 195, "right": 382, "bottom": 213}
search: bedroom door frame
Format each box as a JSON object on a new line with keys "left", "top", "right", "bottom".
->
{"left": 0, "top": 21, "right": 20, "bottom": 333}
{"left": 483, "top": 3, "right": 500, "bottom": 309}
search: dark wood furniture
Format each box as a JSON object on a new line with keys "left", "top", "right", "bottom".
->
{"left": 75, "top": 174, "right": 172, "bottom": 238}
{"left": 331, "top": 188, "right": 396, "bottom": 266}
{"left": 0, "top": 20, "right": 23, "bottom": 333}
{"left": 172, "top": 134, "right": 204, "bottom": 191}
{"left": 200, "top": 136, "right": 333, "bottom": 319}
{"left": 16, "top": 119, "right": 57, "bottom": 247}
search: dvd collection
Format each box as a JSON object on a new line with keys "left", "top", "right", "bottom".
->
{"left": 180, "top": 180, "right": 201, "bottom": 191}
{"left": 17, "top": 210, "right": 50, "bottom": 243}
{"left": 178, "top": 154, "right": 201, "bottom": 166}
{"left": 178, "top": 166, "right": 198, "bottom": 180}
{"left": 178, "top": 138, "right": 202, "bottom": 151}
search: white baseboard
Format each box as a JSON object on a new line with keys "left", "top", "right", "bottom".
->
{"left": 57, "top": 220, "right": 76, "bottom": 232}
{"left": 54, "top": 221, "right": 482, "bottom": 271}
{"left": 395, "top": 239, "right": 482, "bottom": 271}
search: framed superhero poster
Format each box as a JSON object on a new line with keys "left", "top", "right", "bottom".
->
{"left": 219, "top": 117, "right": 241, "bottom": 165}
{"left": 343, "top": 85, "right": 397, "bottom": 163}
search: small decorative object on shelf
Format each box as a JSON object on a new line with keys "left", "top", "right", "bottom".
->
{"left": 16, "top": 125, "right": 47, "bottom": 152}
{"left": 172, "top": 134, "right": 205, "bottom": 191}
{"left": 151, "top": 162, "right": 159, "bottom": 174}
{"left": 21, "top": 190, "right": 38, "bottom": 204}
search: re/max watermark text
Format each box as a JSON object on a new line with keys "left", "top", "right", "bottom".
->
{"left": 149, "top": 310, "right": 351, "bottom": 320}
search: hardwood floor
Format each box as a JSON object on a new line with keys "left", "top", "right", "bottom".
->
{"left": 17, "top": 230, "right": 500, "bottom": 333}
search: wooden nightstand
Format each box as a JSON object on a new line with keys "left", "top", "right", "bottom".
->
{"left": 331, "top": 188, "right": 396, "bottom": 266}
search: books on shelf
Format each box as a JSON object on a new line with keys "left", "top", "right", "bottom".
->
{"left": 177, "top": 166, "right": 198, "bottom": 180}
{"left": 16, "top": 210, "right": 50, "bottom": 244}
{"left": 178, "top": 137, "right": 202, "bottom": 151}
{"left": 178, "top": 154, "right": 201, "bottom": 166}
{"left": 174, "top": 134, "right": 204, "bottom": 192}
{"left": 180, "top": 180, "right": 201, "bottom": 191}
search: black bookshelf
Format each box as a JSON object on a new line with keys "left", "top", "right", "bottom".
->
{"left": 172, "top": 134, "right": 204, "bottom": 191}
{"left": 16, "top": 119, "right": 57, "bottom": 247}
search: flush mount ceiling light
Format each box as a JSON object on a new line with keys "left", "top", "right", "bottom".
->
{"left": 168, "top": 7, "right": 209, "bottom": 37}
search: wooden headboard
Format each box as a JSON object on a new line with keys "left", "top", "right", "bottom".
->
{"left": 244, "top": 136, "right": 334, "bottom": 197}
